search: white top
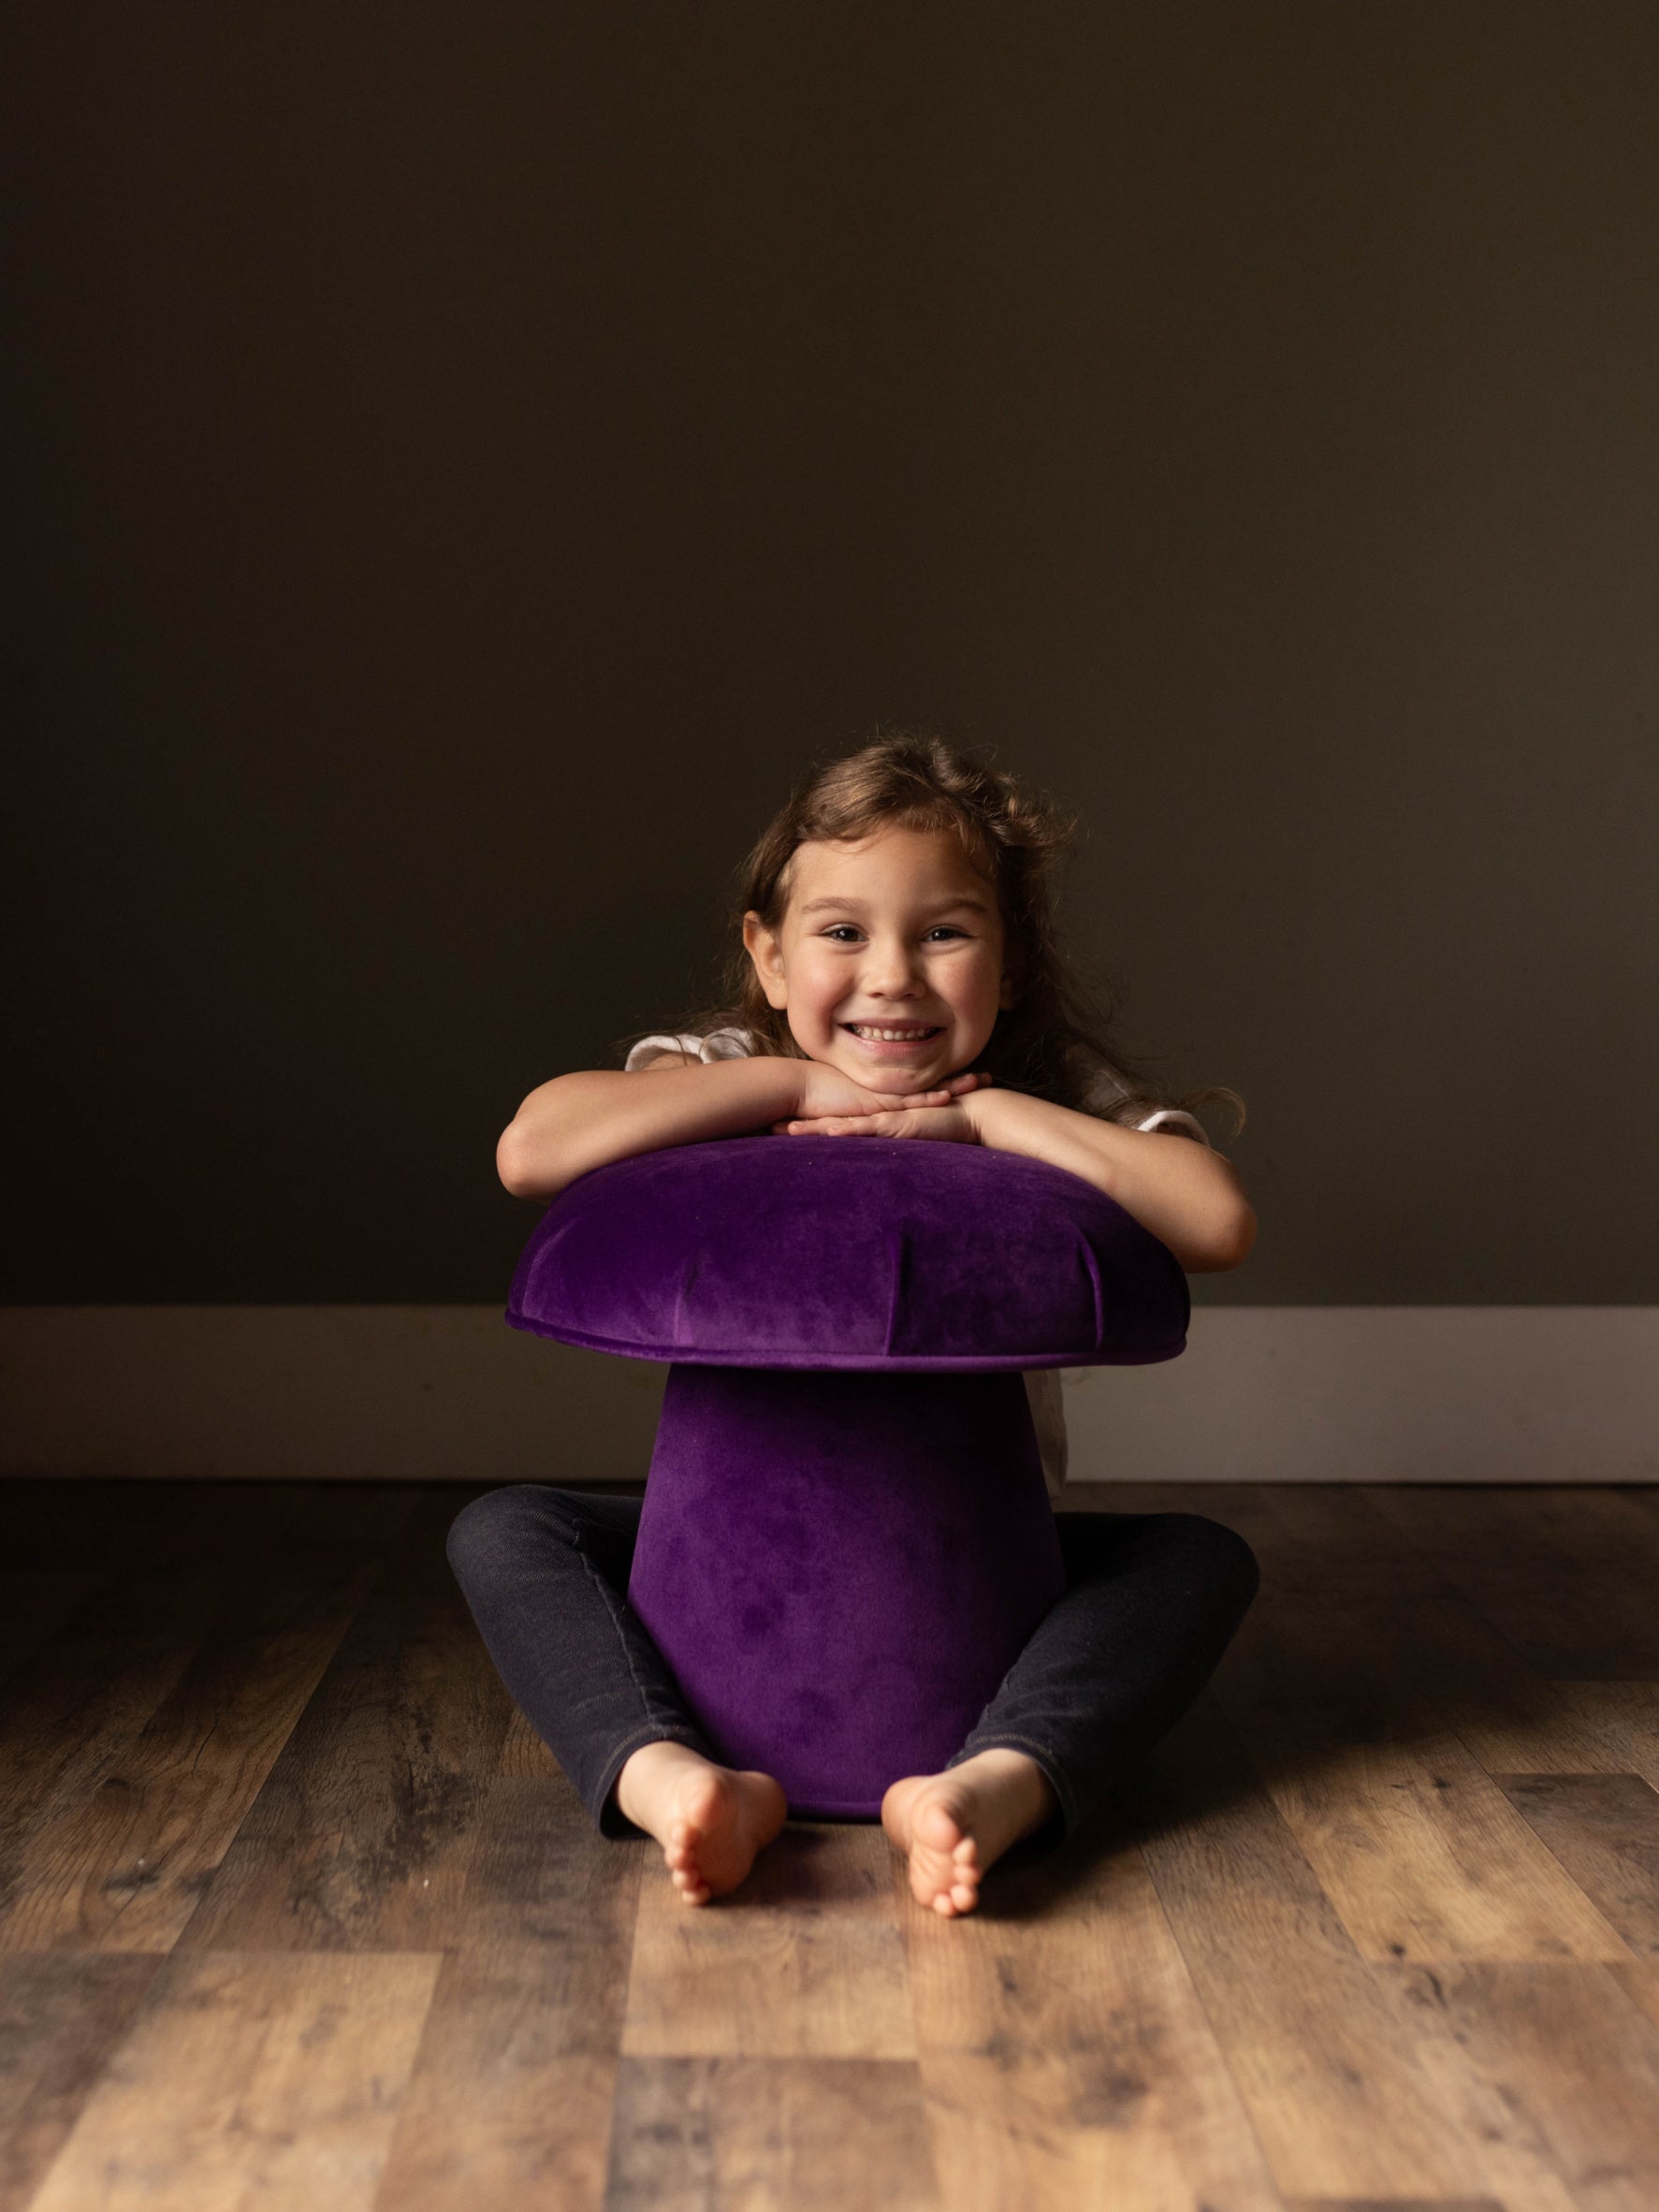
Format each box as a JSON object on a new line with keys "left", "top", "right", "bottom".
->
{"left": 624, "top": 1026, "right": 1213, "bottom": 1502}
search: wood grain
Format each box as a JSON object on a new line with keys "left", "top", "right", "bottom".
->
{"left": 0, "top": 1954, "right": 159, "bottom": 2212}
{"left": 0, "top": 1557, "right": 228, "bottom": 1919}
{"left": 604, "top": 2057, "right": 940, "bottom": 2210}
{"left": 1381, "top": 1959, "right": 1659, "bottom": 2212}
{"left": 621, "top": 1822, "right": 915, "bottom": 2059}
{"left": 1126, "top": 1692, "right": 1579, "bottom": 2209}
{"left": 0, "top": 1572, "right": 109, "bottom": 1696}
{"left": 1285, "top": 2198, "right": 1506, "bottom": 2210}
{"left": 375, "top": 1770, "right": 643, "bottom": 2210}
{"left": 0, "top": 1547, "right": 381, "bottom": 1953}
{"left": 175, "top": 1498, "right": 511, "bottom": 1953}
{"left": 1535, "top": 1684, "right": 1659, "bottom": 1783}
{"left": 1210, "top": 1489, "right": 1631, "bottom": 1961}
{"left": 1490, "top": 1773, "right": 1659, "bottom": 1956}
{"left": 899, "top": 1794, "right": 1283, "bottom": 2211}
{"left": 1365, "top": 1488, "right": 1659, "bottom": 1681}
{"left": 4, "top": 1477, "right": 1657, "bottom": 2212}
{"left": 28, "top": 1949, "right": 441, "bottom": 2211}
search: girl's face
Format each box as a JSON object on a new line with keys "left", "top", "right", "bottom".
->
{"left": 742, "top": 824, "right": 1017, "bottom": 1088}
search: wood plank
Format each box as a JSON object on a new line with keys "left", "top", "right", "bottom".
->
{"left": 604, "top": 2058, "right": 940, "bottom": 2210}
{"left": 1442, "top": 1677, "right": 1653, "bottom": 1783}
{"left": 1609, "top": 1956, "right": 1659, "bottom": 2037}
{"left": 1537, "top": 1685, "right": 1659, "bottom": 1785}
{"left": 175, "top": 1495, "right": 512, "bottom": 1953}
{"left": 621, "top": 1822, "right": 914, "bottom": 2059}
{"left": 0, "top": 1556, "right": 229, "bottom": 1912}
{"left": 28, "top": 1950, "right": 441, "bottom": 2212}
{"left": 1285, "top": 2199, "right": 1505, "bottom": 2210}
{"left": 1219, "top": 1711, "right": 1630, "bottom": 1966}
{"left": 1490, "top": 1774, "right": 1659, "bottom": 1957}
{"left": 1211, "top": 1489, "right": 1630, "bottom": 1962}
{"left": 1376, "top": 1960, "right": 1659, "bottom": 2212}
{"left": 269, "top": 1481, "right": 427, "bottom": 1548}
{"left": 374, "top": 1770, "right": 643, "bottom": 2210}
{"left": 898, "top": 1797, "right": 1283, "bottom": 2210}
{"left": 1366, "top": 1488, "right": 1659, "bottom": 1680}
{"left": 0, "top": 1954, "right": 160, "bottom": 2212}
{"left": 0, "top": 1546, "right": 383, "bottom": 1953}
{"left": 0, "top": 1479, "right": 204, "bottom": 1573}
{"left": 0, "top": 1571, "right": 108, "bottom": 1694}
{"left": 1126, "top": 1692, "right": 1578, "bottom": 2208}
{"left": 1079, "top": 1484, "right": 1627, "bottom": 1780}
{"left": 497, "top": 1703, "right": 562, "bottom": 1781}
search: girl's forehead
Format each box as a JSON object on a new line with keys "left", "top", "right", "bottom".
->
{"left": 786, "top": 824, "right": 992, "bottom": 897}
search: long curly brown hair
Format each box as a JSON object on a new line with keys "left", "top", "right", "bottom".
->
{"left": 619, "top": 730, "right": 1246, "bottom": 1144}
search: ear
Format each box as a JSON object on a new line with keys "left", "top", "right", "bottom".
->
{"left": 997, "top": 959, "right": 1021, "bottom": 1012}
{"left": 742, "top": 910, "right": 790, "bottom": 1010}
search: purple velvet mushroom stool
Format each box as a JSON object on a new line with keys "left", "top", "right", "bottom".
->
{"left": 505, "top": 1134, "right": 1189, "bottom": 1817}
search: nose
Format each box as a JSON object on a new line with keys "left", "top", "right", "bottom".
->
{"left": 860, "top": 933, "right": 928, "bottom": 999}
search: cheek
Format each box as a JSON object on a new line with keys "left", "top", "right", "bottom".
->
{"left": 791, "top": 966, "right": 845, "bottom": 1026}
{"left": 947, "top": 952, "right": 1004, "bottom": 1011}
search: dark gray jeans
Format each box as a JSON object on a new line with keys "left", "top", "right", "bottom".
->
{"left": 447, "top": 1484, "right": 1259, "bottom": 1846}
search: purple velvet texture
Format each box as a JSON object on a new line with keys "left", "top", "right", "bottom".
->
{"left": 628, "top": 1366, "right": 1066, "bottom": 1812}
{"left": 506, "top": 1133, "right": 1190, "bottom": 1369}
{"left": 505, "top": 1134, "right": 1191, "bottom": 1815}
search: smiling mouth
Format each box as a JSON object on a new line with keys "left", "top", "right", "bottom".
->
{"left": 843, "top": 1024, "right": 944, "bottom": 1043}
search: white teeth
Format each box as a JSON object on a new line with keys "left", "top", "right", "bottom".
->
{"left": 849, "top": 1026, "right": 939, "bottom": 1041}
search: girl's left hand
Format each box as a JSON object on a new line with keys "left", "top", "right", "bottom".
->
{"left": 769, "top": 1100, "right": 982, "bottom": 1143}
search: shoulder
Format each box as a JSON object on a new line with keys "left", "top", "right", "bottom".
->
{"left": 622, "top": 1026, "right": 758, "bottom": 1070}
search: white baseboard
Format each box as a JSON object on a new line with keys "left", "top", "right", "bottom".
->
{"left": 1, "top": 1307, "right": 1654, "bottom": 1485}
{"left": 1061, "top": 1307, "right": 1659, "bottom": 1484}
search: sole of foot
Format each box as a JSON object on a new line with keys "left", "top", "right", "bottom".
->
{"left": 616, "top": 1741, "right": 788, "bottom": 1905}
{"left": 880, "top": 1749, "right": 1057, "bottom": 1918}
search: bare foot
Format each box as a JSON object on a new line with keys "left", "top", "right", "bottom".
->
{"left": 881, "top": 1748, "right": 1059, "bottom": 1918}
{"left": 615, "top": 1739, "right": 787, "bottom": 1906}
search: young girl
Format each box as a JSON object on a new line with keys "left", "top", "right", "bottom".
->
{"left": 449, "top": 734, "right": 1261, "bottom": 1918}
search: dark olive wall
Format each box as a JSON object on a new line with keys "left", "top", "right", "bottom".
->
{"left": 7, "top": 5, "right": 1655, "bottom": 1304}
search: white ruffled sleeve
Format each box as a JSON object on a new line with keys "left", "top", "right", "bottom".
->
{"left": 1130, "top": 1105, "right": 1213, "bottom": 1146}
{"left": 1084, "top": 1058, "right": 1214, "bottom": 1149}
{"left": 624, "top": 1026, "right": 757, "bottom": 1070}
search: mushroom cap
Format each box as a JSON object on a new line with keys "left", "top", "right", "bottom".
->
{"left": 506, "top": 1133, "right": 1188, "bottom": 1371}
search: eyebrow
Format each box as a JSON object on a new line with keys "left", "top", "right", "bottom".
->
{"left": 795, "top": 895, "right": 991, "bottom": 917}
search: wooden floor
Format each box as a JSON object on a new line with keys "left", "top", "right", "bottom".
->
{"left": 2, "top": 1480, "right": 1657, "bottom": 2212}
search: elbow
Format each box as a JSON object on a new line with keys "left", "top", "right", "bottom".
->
{"left": 1176, "top": 1203, "right": 1265, "bottom": 1273}
{"left": 1223, "top": 1202, "right": 1259, "bottom": 1270}
{"left": 1189, "top": 1201, "right": 1257, "bottom": 1273}
{"left": 496, "top": 1117, "right": 567, "bottom": 1203}
{"left": 495, "top": 1122, "right": 535, "bottom": 1199}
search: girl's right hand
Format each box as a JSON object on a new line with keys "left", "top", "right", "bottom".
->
{"left": 789, "top": 1061, "right": 993, "bottom": 1123}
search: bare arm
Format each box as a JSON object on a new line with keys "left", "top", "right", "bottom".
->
{"left": 497, "top": 1050, "right": 985, "bottom": 1202}
{"left": 495, "top": 1055, "right": 811, "bottom": 1203}
{"left": 962, "top": 1088, "right": 1257, "bottom": 1273}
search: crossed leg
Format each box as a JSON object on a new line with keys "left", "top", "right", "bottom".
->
{"left": 446, "top": 1487, "right": 1259, "bottom": 1914}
